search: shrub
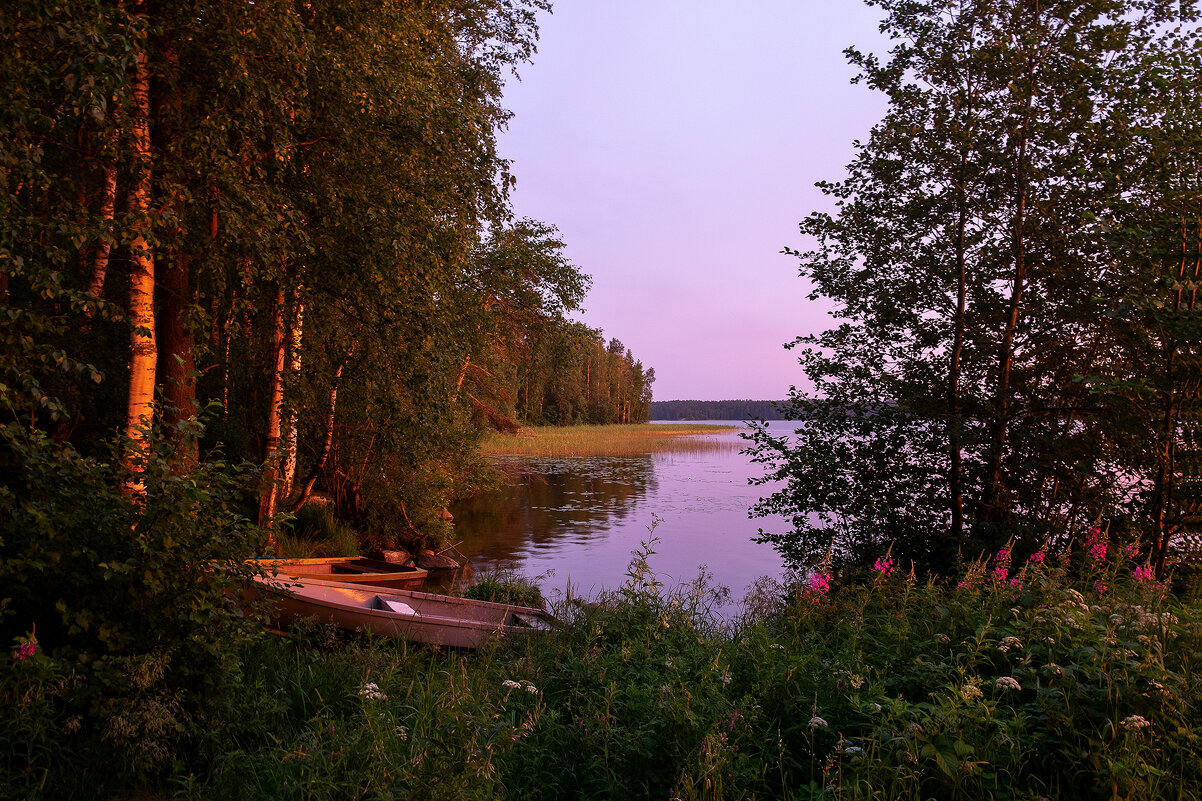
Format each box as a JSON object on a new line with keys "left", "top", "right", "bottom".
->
{"left": 0, "top": 424, "right": 265, "bottom": 797}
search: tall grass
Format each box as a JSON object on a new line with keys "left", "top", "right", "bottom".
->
{"left": 480, "top": 423, "right": 738, "bottom": 457}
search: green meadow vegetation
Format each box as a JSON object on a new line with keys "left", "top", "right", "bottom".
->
{"left": 5, "top": 529, "right": 1201, "bottom": 800}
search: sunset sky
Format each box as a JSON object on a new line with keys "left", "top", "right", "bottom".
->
{"left": 498, "top": 2, "right": 888, "bottom": 401}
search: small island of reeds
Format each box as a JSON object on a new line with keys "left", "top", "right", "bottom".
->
{"left": 480, "top": 423, "right": 738, "bottom": 458}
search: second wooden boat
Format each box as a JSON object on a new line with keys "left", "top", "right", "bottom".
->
{"left": 251, "top": 557, "right": 429, "bottom": 590}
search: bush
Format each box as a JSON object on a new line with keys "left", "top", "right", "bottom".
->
{"left": 0, "top": 424, "right": 266, "bottom": 798}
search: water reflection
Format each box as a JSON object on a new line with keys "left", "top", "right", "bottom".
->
{"left": 454, "top": 456, "right": 658, "bottom": 555}
{"left": 448, "top": 422, "right": 788, "bottom": 609}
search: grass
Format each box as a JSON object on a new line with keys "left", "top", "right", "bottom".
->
{"left": 9, "top": 540, "right": 1202, "bottom": 800}
{"left": 479, "top": 423, "right": 739, "bottom": 457}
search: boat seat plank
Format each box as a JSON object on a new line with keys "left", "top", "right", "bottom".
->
{"left": 374, "top": 597, "right": 419, "bottom": 616}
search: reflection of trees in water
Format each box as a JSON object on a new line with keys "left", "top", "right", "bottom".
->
{"left": 450, "top": 456, "right": 657, "bottom": 560}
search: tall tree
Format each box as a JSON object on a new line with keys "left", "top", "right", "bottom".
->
{"left": 750, "top": 0, "right": 1202, "bottom": 572}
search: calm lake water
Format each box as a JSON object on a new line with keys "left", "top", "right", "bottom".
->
{"left": 447, "top": 420, "right": 793, "bottom": 608}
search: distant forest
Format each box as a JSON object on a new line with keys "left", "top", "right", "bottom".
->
{"left": 651, "top": 400, "right": 787, "bottom": 421}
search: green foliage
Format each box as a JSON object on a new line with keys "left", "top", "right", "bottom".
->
{"left": 464, "top": 570, "right": 546, "bottom": 609}
{"left": 750, "top": 0, "right": 1202, "bottom": 572}
{"left": 8, "top": 532, "right": 1201, "bottom": 800}
{"left": 275, "top": 503, "right": 362, "bottom": 558}
{"left": 0, "top": 423, "right": 266, "bottom": 797}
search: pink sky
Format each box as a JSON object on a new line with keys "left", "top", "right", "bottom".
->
{"left": 498, "top": 2, "right": 886, "bottom": 401}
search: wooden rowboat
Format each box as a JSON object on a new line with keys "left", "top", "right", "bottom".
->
{"left": 250, "top": 557, "right": 429, "bottom": 590}
{"left": 251, "top": 575, "right": 553, "bottom": 649}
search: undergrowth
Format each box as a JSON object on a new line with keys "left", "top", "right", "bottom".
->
{"left": 5, "top": 530, "right": 1201, "bottom": 800}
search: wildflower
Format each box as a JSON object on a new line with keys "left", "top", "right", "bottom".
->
{"left": 999, "top": 636, "right": 1022, "bottom": 653}
{"left": 721, "top": 671, "right": 732, "bottom": 685}
{"left": 769, "top": 643, "right": 785, "bottom": 651}
{"left": 843, "top": 745, "right": 864, "bottom": 756}
{"left": 1094, "top": 581, "right": 1108, "bottom": 596}
{"left": 995, "top": 676, "right": 1022, "bottom": 691}
{"left": 523, "top": 682, "right": 539, "bottom": 694}
{"left": 872, "top": 556, "right": 895, "bottom": 582}
{"left": 804, "top": 571, "right": 831, "bottom": 601}
{"left": 1085, "top": 525, "right": 1108, "bottom": 564}
{"left": 1028, "top": 549, "right": 1046, "bottom": 565}
{"left": 15, "top": 639, "right": 36, "bottom": 661}
{"left": 1124, "top": 543, "right": 1140, "bottom": 560}
{"left": 935, "top": 633, "right": 951, "bottom": 644}
{"left": 1122, "top": 715, "right": 1151, "bottom": 729}
{"left": 870, "top": 703, "right": 882, "bottom": 713}
{"left": 808, "top": 716, "right": 828, "bottom": 729}
{"left": 502, "top": 679, "right": 521, "bottom": 690}
{"left": 359, "top": 682, "right": 388, "bottom": 702}
{"left": 396, "top": 726, "right": 408, "bottom": 741}
{"left": 962, "top": 684, "right": 983, "bottom": 701}
{"left": 1133, "top": 565, "right": 1154, "bottom": 583}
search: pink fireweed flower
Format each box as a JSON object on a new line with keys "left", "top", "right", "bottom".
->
{"left": 872, "top": 556, "right": 895, "bottom": 582}
{"left": 15, "top": 639, "right": 35, "bottom": 661}
{"left": 1028, "top": 549, "right": 1045, "bottom": 565}
{"left": 1085, "top": 525, "right": 1108, "bottom": 564}
{"left": 803, "top": 571, "right": 831, "bottom": 602}
{"left": 1094, "top": 580, "right": 1108, "bottom": 595}
{"left": 1132, "top": 565, "right": 1154, "bottom": 583}
{"left": 1124, "top": 542, "right": 1140, "bottom": 560}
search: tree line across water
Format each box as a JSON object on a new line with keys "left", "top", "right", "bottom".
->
{"left": 650, "top": 399, "right": 788, "bottom": 421}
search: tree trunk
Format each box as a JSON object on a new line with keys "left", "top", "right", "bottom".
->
{"left": 281, "top": 297, "right": 304, "bottom": 498}
{"left": 86, "top": 158, "right": 118, "bottom": 309}
{"left": 258, "top": 288, "right": 287, "bottom": 529}
{"left": 290, "top": 359, "right": 344, "bottom": 514}
{"left": 122, "top": 27, "right": 157, "bottom": 496}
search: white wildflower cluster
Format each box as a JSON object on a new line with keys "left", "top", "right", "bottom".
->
{"left": 1122, "top": 715, "right": 1152, "bottom": 729}
{"left": 961, "top": 684, "right": 983, "bottom": 701}
{"left": 359, "top": 682, "right": 388, "bottom": 702}
{"left": 935, "top": 633, "right": 951, "bottom": 644}
{"left": 769, "top": 643, "right": 786, "bottom": 651}
{"left": 995, "top": 676, "right": 1022, "bottom": 691}
{"left": 998, "top": 636, "right": 1022, "bottom": 653}
{"left": 808, "top": 716, "right": 829, "bottom": 729}
{"left": 1118, "top": 605, "right": 1178, "bottom": 633}
{"left": 502, "top": 679, "right": 540, "bottom": 694}
{"left": 395, "top": 725, "right": 409, "bottom": 741}
{"left": 1043, "top": 663, "right": 1063, "bottom": 678}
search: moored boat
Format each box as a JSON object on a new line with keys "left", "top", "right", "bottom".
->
{"left": 251, "top": 575, "right": 553, "bottom": 649}
{"left": 250, "top": 557, "right": 429, "bottom": 590}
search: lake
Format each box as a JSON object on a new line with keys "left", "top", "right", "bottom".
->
{"left": 447, "top": 420, "right": 793, "bottom": 609}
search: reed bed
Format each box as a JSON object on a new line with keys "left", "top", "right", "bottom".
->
{"left": 479, "top": 423, "right": 738, "bottom": 457}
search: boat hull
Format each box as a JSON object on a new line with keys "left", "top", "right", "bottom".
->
{"left": 250, "top": 557, "right": 429, "bottom": 591}
{"left": 252, "top": 576, "right": 551, "bottom": 649}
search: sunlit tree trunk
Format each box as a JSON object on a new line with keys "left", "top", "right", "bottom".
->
{"left": 281, "top": 297, "right": 304, "bottom": 498}
{"left": 291, "top": 358, "right": 345, "bottom": 514}
{"left": 122, "top": 24, "right": 157, "bottom": 496}
{"left": 258, "top": 288, "right": 287, "bottom": 530}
